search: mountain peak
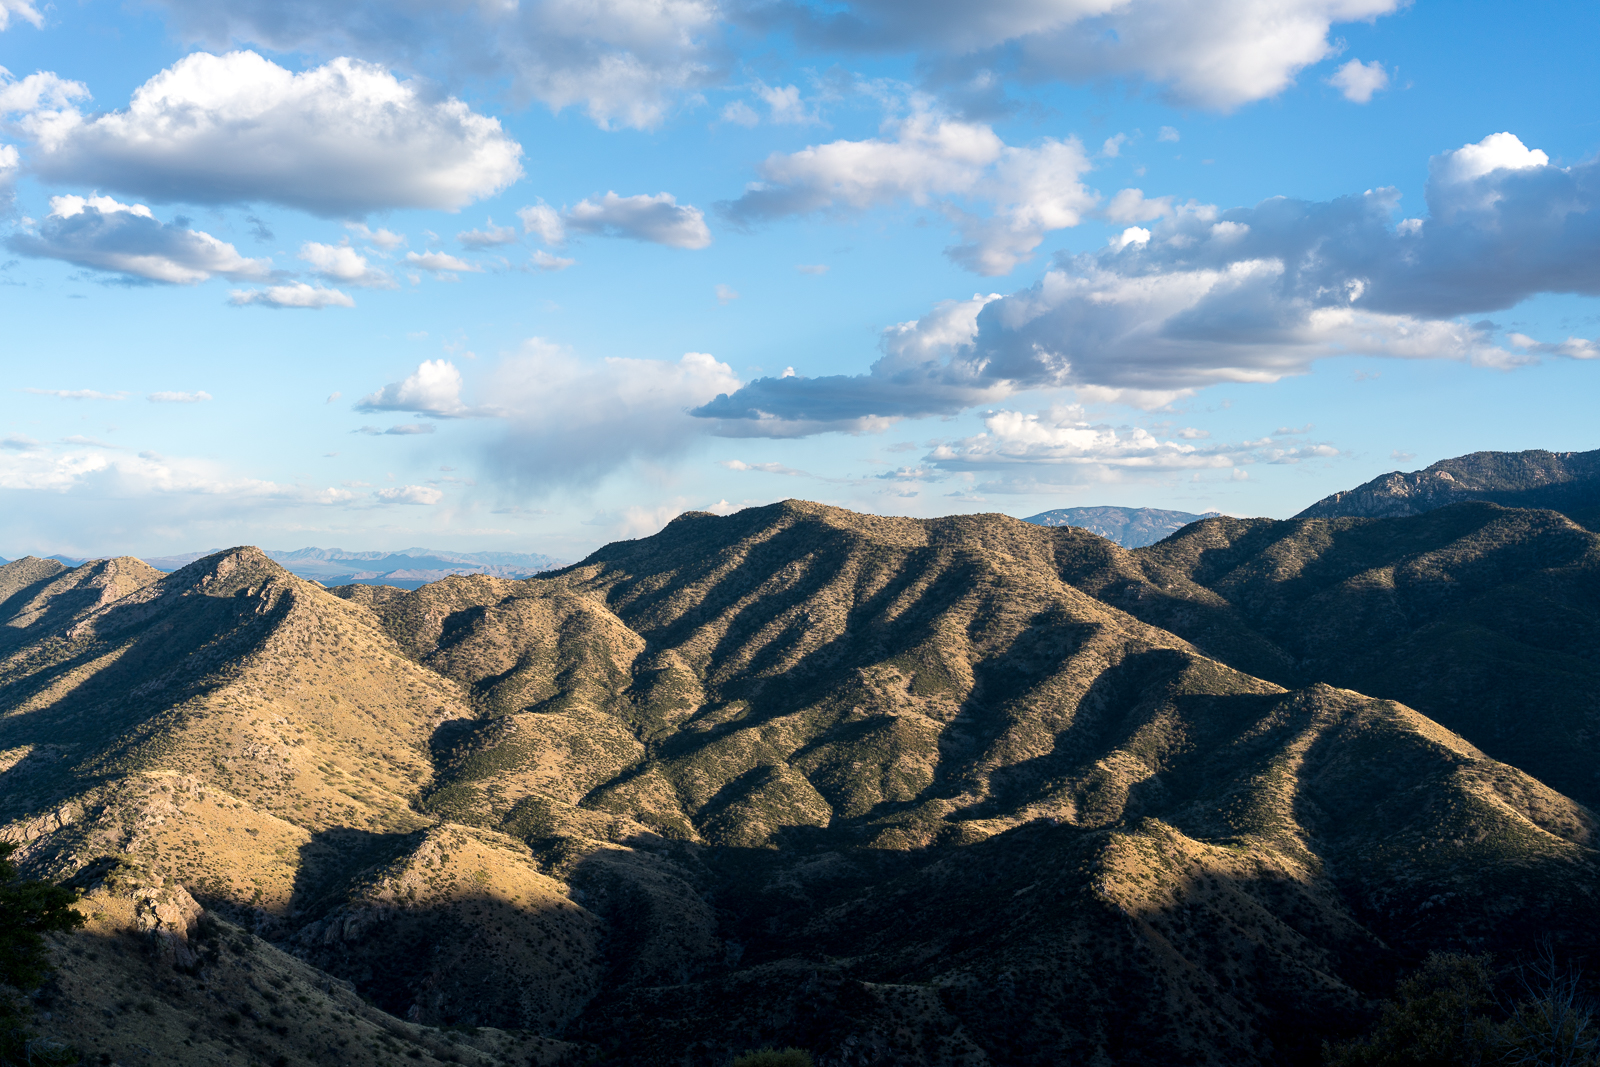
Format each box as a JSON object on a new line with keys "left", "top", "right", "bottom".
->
{"left": 1297, "top": 447, "right": 1600, "bottom": 521}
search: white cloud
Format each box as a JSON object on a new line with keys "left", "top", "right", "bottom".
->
{"left": 1430, "top": 131, "right": 1548, "bottom": 186}
{"left": 923, "top": 403, "right": 1343, "bottom": 483}
{"left": 1105, "top": 188, "right": 1174, "bottom": 223}
{"left": 697, "top": 133, "right": 1600, "bottom": 437}
{"left": 356, "top": 359, "right": 472, "bottom": 417}
{"left": 720, "top": 100, "right": 760, "bottom": 127}
{"left": 723, "top": 105, "right": 1095, "bottom": 275}
{"left": 516, "top": 201, "right": 566, "bottom": 246}
{"left": 2, "top": 433, "right": 42, "bottom": 451}
{"left": 22, "top": 387, "right": 128, "bottom": 400}
{"left": 795, "top": 263, "right": 829, "bottom": 275}
{"left": 374, "top": 485, "right": 443, "bottom": 504}
{"left": 148, "top": 390, "right": 213, "bottom": 402}
{"left": 0, "top": 69, "right": 88, "bottom": 114}
{"left": 404, "top": 250, "right": 485, "bottom": 275}
{"left": 344, "top": 222, "right": 406, "bottom": 249}
{"left": 782, "top": 0, "right": 1402, "bottom": 111}
{"left": 300, "top": 241, "right": 395, "bottom": 287}
{"left": 484, "top": 341, "right": 741, "bottom": 491}
{"left": 25, "top": 51, "right": 523, "bottom": 216}
{"left": 754, "top": 82, "right": 820, "bottom": 125}
{"left": 1157, "top": 126, "right": 1180, "bottom": 142}
{"left": 0, "top": 0, "right": 42, "bottom": 30}
{"left": 5, "top": 195, "right": 272, "bottom": 284}
{"left": 152, "top": 0, "right": 720, "bottom": 131}
{"left": 1507, "top": 333, "right": 1600, "bottom": 360}
{"left": 458, "top": 218, "right": 518, "bottom": 247}
{"left": 229, "top": 282, "right": 355, "bottom": 308}
{"left": 1328, "top": 58, "right": 1389, "bottom": 103}
{"left": 529, "top": 250, "right": 576, "bottom": 271}
{"left": 715, "top": 283, "right": 739, "bottom": 303}
{"left": 0, "top": 441, "right": 357, "bottom": 504}
{"left": 564, "top": 191, "right": 712, "bottom": 249}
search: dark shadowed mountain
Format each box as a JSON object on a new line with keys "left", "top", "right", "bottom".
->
{"left": 1023, "top": 505, "right": 1221, "bottom": 547}
{"left": 1297, "top": 448, "right": 1600, "bottom": 525}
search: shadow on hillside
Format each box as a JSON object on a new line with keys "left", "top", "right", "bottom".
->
{"left": 288, "top": 825, "right": 420, "bottom": 923}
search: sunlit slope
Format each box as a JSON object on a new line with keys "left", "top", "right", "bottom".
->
{"left": 5, "top": 504, "right": 1600, "bottom": 1066}
{"left": 358, "top": 501, "right": 1255, "bottom": 848}
{"left": 0, "top": 549, "right": 622, "bottom": 1036}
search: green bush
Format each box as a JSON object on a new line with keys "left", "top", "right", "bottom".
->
{"left": 0, "top": 843, "right": 86, "bottom": 1067}
{"left": 731, "top": 1049, "right": 814, "bottom": 1067}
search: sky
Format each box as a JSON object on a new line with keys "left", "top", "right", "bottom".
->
{"left": 2, "top": 0, "right": 1598, "bottom": 561}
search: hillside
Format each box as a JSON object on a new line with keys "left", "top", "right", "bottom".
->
{"left": 1022, "top": 505, "right": 1218, "bottom": 547}
{"left": 1297, "top": 448, "right": 1600, "bottom": 525}
{"left": 3, "top": 494, "right": 1600, "bottom": 1065}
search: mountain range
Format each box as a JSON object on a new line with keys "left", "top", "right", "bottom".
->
{"left": 1022, "top": 505, "right": 1222, "bottom": 547}
{"left": 2, "top": 446, "right": 1599, "bottom": 1066}
{"left": 0, "top": 547, "right": 573, "bottom": 590}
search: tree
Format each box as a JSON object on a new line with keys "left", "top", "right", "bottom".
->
{"left": 0, "top": 843, "right": 85, "bottom": 1067}
{"left": 0, "top": 844, "right": 84, "bottom": 992}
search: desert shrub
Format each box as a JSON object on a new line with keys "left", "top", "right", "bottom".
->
{"left": 0, "top": 844, "right": 86, "bottom": 1067}
{"left": 1326, "top": 948, "right": 1600, "bottom": 1067}
{"left": 731, "top": 1048, "right": 814, "bottom": 1067}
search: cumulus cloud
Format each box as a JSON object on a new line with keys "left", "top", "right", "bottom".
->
{"left": 1328, "top": 58, "right": 1389, "bottom": 104}
{"left": 925, "top": 404, "right": 1339, "bottom": 482}
{"left": 697, "top": 132, "right": 1600, "bottom": 436}
{"left": 516, "top": 201, "right": 566, "bottom": 245}
{"left": 457, "top": 218, "right": 519, "bottom": 247}
{"left": 693, "top": 293, "right": 1009, "bottom": 434}
{"left": 722, "top": 105, "right": 1094, "bottom": 275}
{"left": 404, "top": 250, "right": 484, "bottom": 274}
{"left": 374, "top": 484, "right": 443, "bottom": 504}
{"left": 23, "top": 51, "right": 522, "bottom": 216}
{"left": 0, "top": 440, "right": 357, "bottom": 505}
{"left": 769, "top": 0, "right": 1401, "bottom": 111}
{"left": 484, "top": 341, "right": 741, "bottom": 491}
{"left": 300, "top": 241, "right": 395, "bottom": 287}
{"left": 1105, "top": 188, "right": 1174, "bottom": 223}
{"left": 5, "top": 195, "right": 272, "bottom": 284}
{"left": 564, "top": 191, "right": 712, "bottom": 249}
{"left": 151, "top": 0, "right": 721, "bottom": 131}
{"left": 229, "top": 282, "right": 355, "bottom": 308}
{"left": 344, "top": 222, "right": 406, "bottom": 249}
{"left": 529, "top": 249, "right": 576, "bottom": 271}
{"left": 0, "top": 0, "right": 42, "bottom": 30}
{"left": 148, "top": 390, "right": 212, "bottom": 402}
{"left": 356, "top": 359, "right": 473, "bottom": 417}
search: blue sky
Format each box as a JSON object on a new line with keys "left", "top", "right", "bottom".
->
{"left": 2, "top": 0, "right": 1598, "bottom": 560}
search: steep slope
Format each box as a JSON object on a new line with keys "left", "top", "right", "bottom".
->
{"left": 1297, "top": 448, "right": 1600, "bottom": 524}
{"left": 0, "top": 551, "right": 609, "bottom": 1039}
{"left": 333, "top": 501, "right": 1600, "bottom": 1065}
{"left": 1023, "top": 505, "right": 1218, "bottom": 547}
{"left": 7, "top": 504, "right": 1600, "bottom": 1066}
{"left": 1108, "top": 503, "right": 1600, "bottom": 810}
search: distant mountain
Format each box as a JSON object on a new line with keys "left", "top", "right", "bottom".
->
{"left": 1023, "top": 504, "right": 1220, "bottom": 547}
{"left": 136, "top": 546, "right": 572, "bottom": 589}
{"left": 1297, "top": 447, "right": 1600, "bottom": 524}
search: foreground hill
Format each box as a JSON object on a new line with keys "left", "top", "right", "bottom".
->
{"left": 2, "top": 496, "right": 1599, "bottom": 1065}
{"left": 1297, "top": 448, "right": 1600, "bottom": 525}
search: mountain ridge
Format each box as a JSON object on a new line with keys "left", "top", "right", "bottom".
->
{"left": 5, "top": 470, "right": 1600, "bottom": 1065}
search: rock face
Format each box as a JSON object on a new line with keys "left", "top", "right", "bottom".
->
{"left": 1296, "top": 448, "right": 1600, "bottom": 522}
{"left": 6, "top": 484, "right": 1600, "bottom": 1066}
{"left": 1023, "top": 505, "right": 1220, "bottom": 546}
